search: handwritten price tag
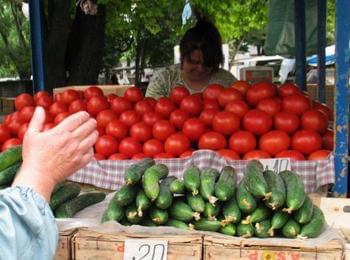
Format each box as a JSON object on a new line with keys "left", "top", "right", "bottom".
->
{"left": 259, "top": 158, "right": 291, "bottom": 173}
{"left": 124, "top": 239, "right": 168, "bottom": 260}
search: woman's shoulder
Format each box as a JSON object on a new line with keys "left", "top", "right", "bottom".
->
{"left": 210, "top": 68, "right": 237, "bottom": 87}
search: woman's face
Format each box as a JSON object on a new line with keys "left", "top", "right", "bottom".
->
{"left": 182, "top": 50, "right": 213, "bottom": 82}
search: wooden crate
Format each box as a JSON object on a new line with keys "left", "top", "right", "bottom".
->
{"left": 53, "top": 85, "right": 133, "bottom": 96}
{"left": 0, "top": 97, "right": 15, "bottom": 114}
{"left": 54, "top": 229, "right": 77, "bottom": 260}
{"left": 203, "top": 235, "right": 343, "bottom": 260}
{"left": 307, "top": 84, "right": 334, "bottom": 110}
{"left": 72, "top": 229, "right": 202, "bottom": 260}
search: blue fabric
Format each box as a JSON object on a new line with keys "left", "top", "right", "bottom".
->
{"left": 0, "top": 186, "right": 58, "bottom": 260}
{"left": 182, "top": 0, "right": 192, "bottom": 25}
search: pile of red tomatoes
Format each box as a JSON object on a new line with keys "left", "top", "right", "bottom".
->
{"left": 0, "top": 81, "right": 334, "bottom": 161}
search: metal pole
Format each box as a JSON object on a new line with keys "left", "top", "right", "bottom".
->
{"left": 28, "top": 0, "right": 45, "bottom": 92}
{"left": 333, "top": 0, "right": 350, "bottom": 197}
{"left": 317, "top": 0, "right": 326, "bottom": 103}
{"left": 294, "top": 0, "right": 307, "bottom": 91}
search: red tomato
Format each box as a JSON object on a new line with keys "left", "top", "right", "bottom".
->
{"left": 124, "top": 87, "right": 144, "bottom": 103}
{"left": 0, "top": 124, "right": 11, "bottom": 143}
{"left": 259, "top": 130, "right": 291, "bottom": 156}
{"left": 182, "top": 118, "right": 206, "bottom": 141}
{"left": 43, "top": 110, "right": 54, "bottom": 124}
{"left": 224, "top": 100, "right": 249, "bottom": 118}
{"left": 33, "top": 90, "right": 50, "bottom": 103}
{"left": 144, "top": 97, "right": 157, "bottom": 109}
{"left": 94, "top": 153, "right": 106, "bottom": 160}
{"left": 17, "top": 123, "right": 28, "bottom": 140}
{"left": 170, "top": 86, "right": 190, "bottom": 105}
{"left": 301, "top": 109, "right": 328, "bottom": 134}
{"left": 109, "top": 153, "right": 128, "bottom": 160}
{"left": 119, "top": 110, "right": 141, "bottom": 127}
{"left": 312, "top": 101, "right": 333, "bottom": 121}
{"left": 152, "top": 120, "right": 176, "bottom": 141}
{"left": 230, "top": 80, "right": 250, "bottom": 96}
{"left": 243, "top": 109, "right": 272, "bottom": 136}
{"left": 119, "top": 137, "right": 142, "bottom": 157}
{"left": 54, "top": 92, "right": 64, "bottom": 102}
{"left": 87, "top": 96, "right": 110, "bottom": 117}
{"left": 15, "top": 93, "right": 34, "bottom": 111}
{"left": 130, "top": 122, "right": 152, "bottom": 143}
{"left": 179, "top": 150, "right": 193, "bottom": 158}
{"left": 180, "top": 95, "right": 203, "bottom": 116}
{"left": 19, "top": 106, "right": 35, "bottom": 122}
{"left": 282, "top": 94, "right": 311, "bottom": 115}
{"left": 105, "top": 120, "right": 128, "bottom": 140}
{"left": 169, "top": 109, "right": 190, "bottom": 129}
{"left": 275, "top": 150, "right": 305, "bottom": 160}
{"left": 68, "top": 100, "right": 87, "bottom": 114}
{"left": 6, "top": 112, "right": 24, "bottom": 135}
{"left": 292, "top": 130, "right": 322, "bottom": 155}
{"left": 106, "top": 93, "right": 118, "bottom": 103}
{"left": 42, "top": 123, "right": 55, "bottom": 131}
{"left": 2, "top": 138, "right": 21, "bottom": 151}
{"left": 135, "top": 100, "right": 154, "bottom": 115}
{"left": 154, "top": 153, "right": 173, "bottom": 159}
{"left": 212, "top": 111, "right": 240, "bottom": 136}
{"left": 155, "top": 97, "right": 176, "bottom": 118}
{"left": 96, "top": 109, "right": 118, "bottom": 128}
{"left": 256, "top": 98, "right": 282, "bottom": 117}
{"left": 96, "top": 126, "right": 105, "bottom": 136}
{"left": 84, "top": 86, "right": 103, "bottom": 99}
{"left": 164, "top": 133, "right": 191, "bottom": 157}
{"left": 62, "top": 89, "right": 80, "bottom": 105}
{"left": 94, "top": 135, "right": 119, "bottom": 156}
{"left": 246, "top": 82, "right": 277, "bottom": 106}
{"left": 54, "top": 112, "right": 70, "bottom": 124}
{"left": 143, "top": 139, "right": 164, "bottom": 157}
{"left": 203, "top": 84, "right": 224, "bottom": 100}
{"left": 198, "top": 131, "right": 227, "bottom": 150}
{"left": 229, "top": 131, "right": 257, "bottom": 155}
{"left": 142, "top": 111, "right": 163, "bottom": 127}
{"left": 217, "top": 149, "right": 240, "bottom": 160}
{"left": 199, "top": 109, "right": 219, "bottom": 127}
{"left": 242, "top": 150, "right": 270, "bottom": 160}
{"left": 322, "top": 129, "right": 334, "bottom": 150}
{"left": 35, "top": 95, "right": 53, "bottom": 109}
{"left": 49, "top": 101, "right": 68, "bottom": 116}
{"left": 111, "top": 97, "right": 133, "bottom": 114}
{"left": 273, "top": 111, "right": 300, "bottom": 134}
{"left": 131, "top": 153, "right": 149, "bottom": 160}
{"left": 202, "top": 98, "right": 220, "bottom": 110}
{"left": 308, "top": 150, "right": 331, "bottom": 160}
{"left": 278, "top": 82, "right": 301, "bottom": 97}
{"left": 217, "top": 88, "right": 243, "bottom": 107}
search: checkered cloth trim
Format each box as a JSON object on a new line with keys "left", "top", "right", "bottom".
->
{"left": 68, "top": 150, "right": 335, "bottom": 193}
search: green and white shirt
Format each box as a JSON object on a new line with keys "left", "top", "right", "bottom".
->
{"left": 145, "top": 64, "right": 236, "bottom": 99}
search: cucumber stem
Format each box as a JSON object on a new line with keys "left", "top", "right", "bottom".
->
{"left": 209, "top": 196, "right": 218, "bottom": 206}
{"left": 193, "top": 212, "right": 201, "bottom": 221}
{"left": 268, "top": 228, "right": 274, "bottom": 237}
{"left": 192, "top": 189, "right": 198, "bottom": 196}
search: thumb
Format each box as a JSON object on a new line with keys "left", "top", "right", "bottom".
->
{"left": 27, "top": 106, "right": 46, "bottom": 133}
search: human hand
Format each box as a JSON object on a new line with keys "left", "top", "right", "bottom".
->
{"left": 12, "top": 106, "right": 98, "bottom": 201}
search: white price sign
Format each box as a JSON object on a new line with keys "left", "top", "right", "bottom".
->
{"left": 124, "top": 239, "right": 168, "bottom": 260}
{"left": 259, "top": 158, "right": 291, "bottom": 173}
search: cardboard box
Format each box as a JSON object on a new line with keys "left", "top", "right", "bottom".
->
{"left": 0, "top": 97, "right": 15, "bottom": 114}
{"left": 53, "top": 85, "right": 133, "bottom": 97}
{"left": 307, "top": 84, "right": 334, "bottom": 110}
{"left": 203, "top": 235, "right": 343, "bottom": 260}
{"left": 72, "top": 229, "right": 202, "bottom": 260}
{"left": 54, "top": 229, "right": 77, "bottom": 260}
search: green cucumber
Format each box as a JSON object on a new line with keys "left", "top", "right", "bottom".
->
{"left": 242, "top": 204, "right": 271, "bottom": 224}
{"left": 280, "top": 170, "right": 306, "bottom": 214}
{"left": 244, "top": 160, "right": 269, "bottom": 199}
{"left": 236, "top": 180, "right": 257, "bottom": 214}
{"left": 222, "top": 197, "right": 242, "bottom": 224}
{"left": 140, "top": 218, "right": 157, "bottom": 227}
{"left": 52, "top": 182, "right": 65, "bottom": 195}
{"left": 282, "top": 219, "right": 300, "bottom": 238}
{"left": 263, "top": 170, "right": 286, "bottom": 210}
{"left": 237, "top": 222, "right": 254, "bottom": 238}
{"left": 114, "top": 185, "right": 138, "bottom": 206}
{"left": 0, "top": 145, "right": 22, "bottom": 172}
{"left": 183, "top": 166, "right": 201, "bottom": 195}
{"left": 50, "top": 182, "right": 81, "bottom": 210}
{"left": 136, "top": 190, "right": 151, "bottom": 217}
{"left": 298, "top": 206, "right": 326, "bottom": 239}
{"left": 169, "top": 200, "right": 200, "bottom": 222}
{"left": 203, "top": 202, "right": 221, "bottom": 220}
{"left": 126, "top": 204, "right": 143, "bottom": 224}
{"left": 124, "top": 158, "right": 155, "bottom": 185}
{"left": 186, "top": 193, "right": 206, "bottom": 213}
{"left": 142, "top": 168, "right": 161, "bottom": 201}
{"left": 169, "top": 179, "right": 185, "bottom": 194}
{"left": 150, "top": 207, "right": 168, "bottom": 225}
{"left": 269, "top": 209, "right": 290, "bottom": 237}
{"left": 155, "top": 177, "right": 175, "bottom": 209}
{"left": 101, "top": 200, "right": 124, "bottom": 223}
{"left": 166, "top": 219, "right": 190, "bottom": 230}
{"left": 255, "top": 219, "right": 272, "bottom": 238}
{"left": 293, "top": 196, "right": 314, "bottom": 224}
{"left": 0, "top": 162, "right": 21, "bottom": 186}
{"left": 214, "top": 166, "right": 237, "bottom": 202}
{"left": 219, "top": 223, "right": 236, "bottom": 236}
{"left": 200, "top": 168, "right": 219, "bottom": 205}
{"left": 55, "top": 192, "right": 106, "bottom": 218}
{"left": 148, "top": 164, "right": 169, "bottom": 179}
{"left": 194, "top": 219, "right": 222, "bottom": 232}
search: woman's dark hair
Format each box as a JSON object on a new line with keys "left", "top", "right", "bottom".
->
{"left": 180, "top": 18, "right": 223, "bottom": 71}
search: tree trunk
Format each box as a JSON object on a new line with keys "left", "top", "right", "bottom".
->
{"left": 66, "top": 5, "right": 106, "bottom": 86}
